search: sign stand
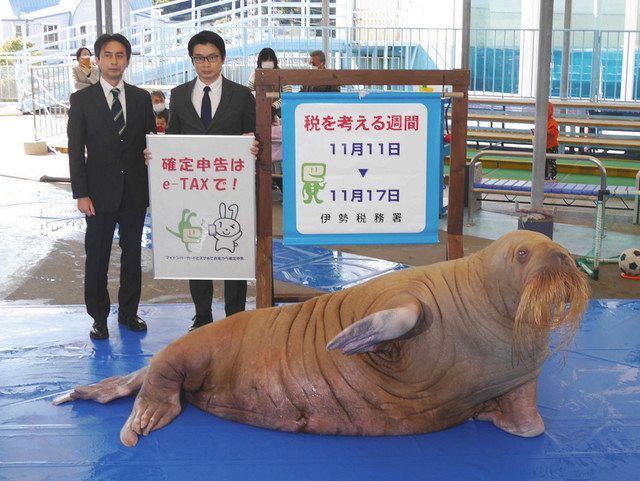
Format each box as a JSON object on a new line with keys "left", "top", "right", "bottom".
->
{"left": 254, "top": 69, "right": 469, "bottom": 308}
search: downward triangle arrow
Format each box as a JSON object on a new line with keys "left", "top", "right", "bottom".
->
{"left": 358, "top": 169, "right": 368, "bottom": 177}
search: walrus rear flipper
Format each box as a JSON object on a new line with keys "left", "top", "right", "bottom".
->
{"left": 52, "top": 367, "right": 148, "bottom": 405}
{"left": 326, "top": 302, "right": 429, "bottom": 355}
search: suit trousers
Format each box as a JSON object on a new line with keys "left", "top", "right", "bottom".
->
{"left": 189, "top": 279, "right": 247, "bottom": 319}
{"left": 84, "top": 205, "right": 147, "bottom": 323}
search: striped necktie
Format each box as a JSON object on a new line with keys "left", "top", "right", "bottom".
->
{"left": 111, "top": 88, "right": 125, "bottom": 137}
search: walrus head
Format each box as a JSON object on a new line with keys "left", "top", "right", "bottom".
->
{"left": 483, "top": 231, "right": 590, "bottom": 361}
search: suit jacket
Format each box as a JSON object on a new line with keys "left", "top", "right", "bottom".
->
{"left": 166, "top": 76, "right": 255, "bottom": 136}
{"left": 67, "top": 81, "right": 156, "bottom": 213}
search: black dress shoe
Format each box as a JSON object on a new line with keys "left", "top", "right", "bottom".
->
{"left": 118, "top": 314, "right": 148, "bottom": 332}
{"left": 90, "top": 321, "right": 109, "bottom": 340}
{"left": 189, "top": 315, "right": 213, "bottom": 332}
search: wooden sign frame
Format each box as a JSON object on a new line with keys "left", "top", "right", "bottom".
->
{"left": 254, "top": 69, "right": 469, "bottom": 308}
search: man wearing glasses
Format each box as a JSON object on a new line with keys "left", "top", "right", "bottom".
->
{"left": 164, "top": 30, "right": 256, "bottom": 331}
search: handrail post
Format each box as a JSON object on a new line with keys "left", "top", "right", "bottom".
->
{"left": 634, "top": 170, "right": 640, "bottom": 225}
{"left": 30, "top": 66, "right": 37, "bottom": 140}
{"left": 466, "top": 152, "right": 484, "bottom": 226}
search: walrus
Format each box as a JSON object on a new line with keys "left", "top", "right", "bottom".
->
{"left": 54, "top": 230, "right": 589, "bottom": 447}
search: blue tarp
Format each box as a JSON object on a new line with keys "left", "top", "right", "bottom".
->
{"left": 1, "top": 300, "right": 639, "bottom": 480}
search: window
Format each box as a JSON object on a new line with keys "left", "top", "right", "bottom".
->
{"left": 43, "top": 24, "right": 59, "bottom": 47}
{"left": 14, "top": 24, "right": 23, "bottom": 38}
{"left": 80, "top": 25, "right": 86, "bottom": 36}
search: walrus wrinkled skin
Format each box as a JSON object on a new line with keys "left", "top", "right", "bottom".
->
{"left": 54, "top": 230, "right": 590, "bottom": 447}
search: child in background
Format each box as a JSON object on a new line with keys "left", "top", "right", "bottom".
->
{"left": 545, "top": 102, "right": 559, "bottom": 181}
{"left": 155, "top": 109, "right": 169, "bottom": 133}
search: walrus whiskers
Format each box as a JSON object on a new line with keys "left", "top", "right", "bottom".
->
{"left": 513, "top": 267, "right": 590, "bottom": 361}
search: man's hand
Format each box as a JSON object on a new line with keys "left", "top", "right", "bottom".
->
{"left": 77, "top": 197, "right": 95, "bottom": 216}
{"left": 143, "top": 148, "right": 152, "bottom": 165}
{"left": 242, "top": 134, "right": 260, "bottom": 158}
{"left": 250, "top": 139, "right": 259, "bottom": 157}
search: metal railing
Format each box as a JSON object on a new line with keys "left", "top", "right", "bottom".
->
{"left": 2, "top": 4, "right": 638, "bottom": 143}
{"left": 29, "top": 63, "right": 71, "bottom": 141}
{"left": 0, "top": 65, "right": 18, "bottom": 102}
{"left": 8, "top": 0, "right": 340, "bottom": 65}
{"left": 5, "top": 25, "right": 639, "bottom": 104}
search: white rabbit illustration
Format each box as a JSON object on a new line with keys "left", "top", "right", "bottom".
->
{"left": 208, "top": 202, "right": 242, "bottom": 253}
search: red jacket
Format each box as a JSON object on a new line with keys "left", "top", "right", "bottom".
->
{"left": 547, "top": 103, "right": 559, "bottom": 149}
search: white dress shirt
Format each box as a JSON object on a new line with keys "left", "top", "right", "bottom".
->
{"left": 191, "top": 75, "right": 223, "bottom": 122}
{"left": 100, "top": 77, "right": 126, "bottom": 123}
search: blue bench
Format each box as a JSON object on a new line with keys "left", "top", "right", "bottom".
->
{"left": 473, "top": 178, "right": 636, "bottom": 200}
{"left": 466, "top": 151, "right": 640, "bottom": 225}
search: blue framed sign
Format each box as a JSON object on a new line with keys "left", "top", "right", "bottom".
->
{"left": 281, "top": 92, "right": 442, "bottom": 245}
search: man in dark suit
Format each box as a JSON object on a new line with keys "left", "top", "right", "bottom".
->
{"left": 165, "top": 30, "right": 256, "bottom": 331}
{"left": 68, "top": 33, "right": 156, "bottom": 340}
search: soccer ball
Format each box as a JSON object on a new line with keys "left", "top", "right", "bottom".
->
{"left": 618, "top": 248, "right": 640, "bottom": 276}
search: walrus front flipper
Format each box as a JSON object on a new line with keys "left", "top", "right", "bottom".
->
{"left": 473, "top": 378, "right": 545, "bottom": 437}
{"left": 120, "top": 388, "right": 181, "bottom": 447}
{"left": 327, "top": 303, "right": 427, "bottom": 355}
{"left": 52, "top": 368, "right": 148, "bottom": 405}
{"left": 119, "top": 349, "right": 185, "bottom": 447}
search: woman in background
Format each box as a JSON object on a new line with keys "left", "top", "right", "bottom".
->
{"left": 247, "top": 47, "right": 292, "bottom": 119}
{"left": 72, "top": 47, "right": 99, "bottom": 91}
{"left": 247, "top": 48, "right": 289, "bottom": 192}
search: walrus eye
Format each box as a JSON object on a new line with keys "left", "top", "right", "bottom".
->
{"left": 516, "top": 248, "right": 528, "bottom": 263}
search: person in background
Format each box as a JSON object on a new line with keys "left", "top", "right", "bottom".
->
{"left": 72, "top": 47, "right": 99, "bottom": 91}
{"left": 151, "top": 90, "right": 169, "bottom": 118}
{"left": 246, "top": 48, "right": 292, "bottom": 118}
{"left": 545, "top": 102, "right": 559, "bottom": 181}
{"left": 155, "top": 109, "right": 169, "bottom": 133}
{"left": 300, "top": 50, "right": 340, "bottom": 93}
{"left": 67, "top": 33, "right": 156, "bottom": 340}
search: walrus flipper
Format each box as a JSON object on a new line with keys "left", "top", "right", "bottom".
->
{"left": 52, "top": 367, "right": 148, "bottom": 405}
{"left": 327, "top": 304, "right": 426, "bottom": 355}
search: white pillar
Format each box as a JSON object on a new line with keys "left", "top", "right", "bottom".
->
{"left": 518, "top": 0, "right": 541, "bottom": 97}
{"left": 620, "top": 0, "right": 638, "bottom": 101}
{"left": 531, "top": 0, "right": 555, "bottom": 212}
{"left": 119, "top": 0, "right": 130, "bottom": 31}
{"left": 460, "top": 0, "right": 471, "bottom": 69}
{"left": 322, "top": 0, "right": 330, "bottom": 63}
{"left": 453, "top": 0, "right": 465, "bottom": 68}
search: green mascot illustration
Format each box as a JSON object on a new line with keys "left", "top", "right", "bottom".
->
{"left": 301, "top": 162, "right": 326, "bottom": 204}
{"left": 166, "top": 209, "right": 203, "bottom": 252}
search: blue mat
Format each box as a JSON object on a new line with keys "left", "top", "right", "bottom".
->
{"left": 1, "top": 300, "right": 639, "bottom": 481}
{"left": 272, "top": 238, "right": 408, "bottom": 291}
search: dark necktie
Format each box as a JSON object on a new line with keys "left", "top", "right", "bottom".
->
{"left": 111, "top": 88, "right": 125, "bottom": 137}
{"left": 201, "top": 85, "right": 212, "bottom": 129}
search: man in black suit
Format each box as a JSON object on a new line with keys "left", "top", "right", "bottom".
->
{"left": 161, "top": 30, "right": 256, "bottom": 331}
{"left": 68, "top": 33, "right": 156, "bottom": 340}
